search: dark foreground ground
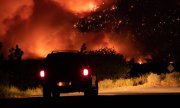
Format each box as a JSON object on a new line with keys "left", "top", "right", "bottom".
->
{"left": 0, "top": 94, "right": 180, "bottom": 108}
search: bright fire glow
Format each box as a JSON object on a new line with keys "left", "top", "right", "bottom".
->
{"left": 0, "top": 0, "right": 146, "bottom": 62}
{"left": 136, "top": 55, "right": 152, "bottom": 64}
{"left": 83, "top": 69, "right": 89, "bottom": 76}
{"left": 53, "top": 0, "right": 100, "bottom": 14}
{"left": 138, "top": 59, "right": 143, "bottom": 64}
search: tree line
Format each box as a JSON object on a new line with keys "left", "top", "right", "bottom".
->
{"left": 0, "top": 42, "right": 132, "bottom": 90}
{"left": 4, "top": 42, "right": 173, "bottom": 90}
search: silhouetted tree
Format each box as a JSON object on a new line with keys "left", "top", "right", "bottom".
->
{"left": 128, "top": 58, "right": 135, "bottom": 65}
{"left": 95, "top": 47, "right": 116, "bottom": 56}
{"left": 85, "top": 47, "right": 129, "bottom": 80}
{"left": 8, "top": 44, "right": 23, "bottom": 62}
{"left": 0, "top": 42, "right": 5, "bottom": 85}
{"left": 7, "top": 45, "right": 24, "bottom": 89}
{"left": 0, "top": 42, "right": 3, "bottom": 62}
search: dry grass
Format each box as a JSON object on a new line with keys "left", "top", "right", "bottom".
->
{"left": 25, "top": 87, "right": 42, "bottom": 96}
{"left": 0, "top": 85, "right": 42, "bottom": 98}
{"left": 99, "top": 78, "right": 137, "bottom": 90}
{"left": 0, "top": 85, "right": 26, "bottom": 98}
{"left": 144, "top": 72, "right": 180, "bottom": 87}
{"left": 145, "top": 73, "right": 161, "bottom": 87}
{"left": 99, "top": 79, "right": 114, "bottom": 89}
{"left": 1, "top": 72, "right": 180, "bottom": 98}
{"left": 99, "top": 72, "right": 180, "bottom": 90}
{"left": 160, "top": 72, "right": 180, "bottom": 87}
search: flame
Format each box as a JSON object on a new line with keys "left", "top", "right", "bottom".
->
{"left": 136, "top": 55, "right": 152, "bottom": 64}
{"left": 0, "top": 0, "right": 146, "bottom": 60}
{"left": 20, "top": 30, "right": 140, "bottom": 59}
{"left": 53, "top": 0, "right": 102, "bottom": 14}
{"left": 137, "top": 58, "right": 143, "bottom": 64}
{"left": 21, "top": 26, "right": 75, "bottom": 59}
{"left": 86, "top": 2, "right": 98, "bottom": 11}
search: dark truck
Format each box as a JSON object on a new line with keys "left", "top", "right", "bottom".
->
{"left": 38, "top": 50, "right": 98, "bottom": 97}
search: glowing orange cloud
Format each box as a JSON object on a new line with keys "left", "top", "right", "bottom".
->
{"left": 20, "top": 25, "right": 79, "bottom": 59}
{"left": 0, "top": 0, "right": 34, "bottom": 36}
{"left": 0, "top": 0, "right": 146, "bottom": 61}
{"left": 53, "top": 0, "right": 107, "bottom": 14}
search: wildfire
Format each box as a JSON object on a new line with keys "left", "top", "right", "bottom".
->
{"left": 137, "top": 58, "right": 143, "bottom": 64}
{"left": 53, "top": 0, "right": 99, "bottom": 14}
{"left": 136, "top": 55, "right": 152, "bottom": 64}
{"left": 0, "top": 0, "right": 144, "bottom": 60}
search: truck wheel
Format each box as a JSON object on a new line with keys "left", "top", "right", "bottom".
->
{"left": 84, "top": 79, "right": 99, "bottom": 97}
{"left": 84, "top": 88, "right": 98, "bottom": 97}
{"left": 52, "top": 86, "right": 59, "bottom": 98}
{"left": 52, "top": 91, "right": 59, "bottom": 98}
{"left": 43, "top": 85, "right": 51, "bottom": 98}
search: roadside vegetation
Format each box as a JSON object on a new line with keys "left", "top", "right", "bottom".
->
{"left": 99, "top": 72, "right": 180, "bottom": 90}
{"left": 0, "top": 85, "right": 42, "bottom": 98}
{"left": 1, "top": 72, "right": 180, "bottom": 98}
{"left": 0, "top": 43, "right": 180, "bottom": 98}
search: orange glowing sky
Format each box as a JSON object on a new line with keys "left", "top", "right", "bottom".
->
{"left": 53, "top": 0, "right": 100, "bottom": 13}
{"left": 0, "top": 0, "right": 142, "bottom": 60}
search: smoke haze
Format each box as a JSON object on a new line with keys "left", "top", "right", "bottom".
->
{"left": 0, "top": 0, "right": 140, "bottom": 59}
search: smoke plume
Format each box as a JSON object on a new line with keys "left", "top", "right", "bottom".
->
{"left": 0, "top": 0, "right": 140, "bottom": 60}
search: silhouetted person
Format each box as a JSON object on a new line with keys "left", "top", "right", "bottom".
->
{"left": 80, "top": 43, "right": 87, "bottom": 53}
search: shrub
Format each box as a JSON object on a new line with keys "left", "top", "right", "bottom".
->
{"left": 0, "top": 85, "right": 42, "bottom": 98}
{"left": 146, "top": 72, "right": 161, "bottom": 87}
{"left": 161, "top": 72, "right": 180, "bottom": 87}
